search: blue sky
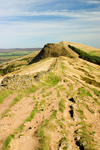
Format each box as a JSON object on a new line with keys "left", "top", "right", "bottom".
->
{"left": 0, "top": 0, "right": 100, "bottom": 48}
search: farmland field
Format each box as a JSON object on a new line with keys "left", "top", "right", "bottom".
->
{"left": 0, "top": 48, "right": 41, "bottom": 64}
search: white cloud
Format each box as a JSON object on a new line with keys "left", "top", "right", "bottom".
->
{"left": 0, "top": 19, "right": 99, "bottom": 48}
{"left": 80, "top": 0, "right": 100, "bottom": 4}
{"left": 0, "top": 9, "right": 100, "bottom": 23}
{"left": 0, "top": 0, "right": 100, "bottom": 48}
{"left": 86, "top": 0, "right": 100, "bottom": 4}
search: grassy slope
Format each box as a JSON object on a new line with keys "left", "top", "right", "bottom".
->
{"left": 0, "top": 51, "right": 40, "bottom": 76}
{"left": 61, "top": 41, "right": 100, "bottom": 56}
{"left": 0, "top": 53, "right": 100, "bottom": 149}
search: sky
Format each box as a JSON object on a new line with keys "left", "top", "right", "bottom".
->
{"left": 0, "top": 0, "right": 100, "bottom": 48}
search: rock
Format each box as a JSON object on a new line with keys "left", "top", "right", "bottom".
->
{"left": 1, "top": 74, "right": 33, "bottom": 90}
{"left": 73, "top": 110, "right": 81, "bottom": 122}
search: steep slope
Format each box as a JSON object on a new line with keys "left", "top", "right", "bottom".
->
{"left": 29, "top": 43, "right": 78, "bottom": 64}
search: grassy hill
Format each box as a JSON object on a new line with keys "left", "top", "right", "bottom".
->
{"left": 61, "top": 41, "right": 100, "bottom": 56}
{"left": 0, "top": 41, "right": 100, "bottom": 150}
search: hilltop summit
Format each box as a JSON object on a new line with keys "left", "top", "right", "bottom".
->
{"left": 29, "top": 43, "right": 78, "bottom": 64}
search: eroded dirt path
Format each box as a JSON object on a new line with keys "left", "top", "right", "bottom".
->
{"left": 0, "top": 96, "right": 35, "bottom": 149}
{"left": 0, "top": 93, "right": 18, "bottom": 115}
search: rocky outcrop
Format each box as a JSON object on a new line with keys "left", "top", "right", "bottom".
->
{"left": 1, "top": 75, "right": 33, "bottom": 90}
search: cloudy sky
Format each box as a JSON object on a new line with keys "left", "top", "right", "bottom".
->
{"left": 0, "top": 0, "right": 100, "bottom": 48}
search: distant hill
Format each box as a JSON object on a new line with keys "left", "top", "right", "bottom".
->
{"left": 0, "top": 48, "right": 41, "bottom": 65}
{"left": 29, "top": 43, "right": 78, "bottom": 64}
{"left": 0, "top": 48, "right": 41, "bottom": 53}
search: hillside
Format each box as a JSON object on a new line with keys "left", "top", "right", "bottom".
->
{"left": 29, "top": 43, "right": 78, "bottom": 64}
{"left": 0, "top": 41, "right": 100, "bottom": 150}
{"left": 61, "top": 41, "right": 100, "bottom": 56}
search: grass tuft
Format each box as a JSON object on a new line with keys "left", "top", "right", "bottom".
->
{"left": 2, "top": 136, "right": 12, "bottom": 150}
{"left": 25, "top": 107, "right": 38, "bottom": 122}
{"left": 10, "top": 94, "right": 23, "bottom": 107}
{"left": 45, "top": 73, "right": 61, "bottom": 87}
{"left": 1, "top": 109, "right": 10, "bottom": 118}
{"left": 92, "top": 88, "right": 100, "bottom": 96}
{"left": 75, "top": 121, "right": 97, "bottom": 150}
{"left": 93, "top": 98, "right": 100, "bottom": 106}
{"left": 59, "top": 98, "right": 66, "bottom": 113}
{"left": 42, "top": 91, "right": 52, "bottom": 98}
{"left": 0, "top": 90, "right": 14, "bottom": 104}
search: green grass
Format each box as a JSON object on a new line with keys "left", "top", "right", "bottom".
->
{"left": 89, "top": 51, "right": 100, "bottom": 57}
{"left": 38, "top": 131, "right": 51, "bottom": 150}
{"left": 59, "top": 137, "right": 68, "bottom": 149}
{"left": 45, "top": 73, "right": 61, "bottom": 87}
{"left": 24, "top": 85, "right": 39, "bottom": 96}
{"left": 0, "top": 51, "right": 34, "bottom": 64}
{"left": 57, "top": 84, "right": 64, "bottom": 88}
{"left": 82, "top": 102, "right": 95, "bottom": 113}
{"left": 40, "top": 88, "right": 46, "bottom": 94}
{"left": 14, "top": 105, "right": 38, "bottom": 134}
{"left": 60, "top": 130, "right": 69, "bottom": 136}
{"left": 18, "top": 123, "right": 25, "bottom": 132}
{"left": 56, "top": 120, "right": 66, "bottom": 128}
{"left": 59, "top": 98, "right": 66, "bottom": 113}
{"left": 10, "top": 94, "right": 23, "bottom": 107}
{"left": 39, "top": 100, "right": 46, "bottom": 106}
{"left": 92, "top": 88, "right": 100, "bottom": 96}
{"left": 56, "top": 84, "right": 66, "bottom": 97}
{"left": 50, "top": 110, "right": 57, "bottom": 120}
{"left": 68, "top": 44, "right": 100, "bottom": 65}
{"left": 42, "top": 91, "right": 52, "bottom": 98}
{"left": 98, "top": 109, "right": 100, "bottom": 113}
{"left": 0, "top": 90, "right": 14, "bottom": 104}
{"left": 68, "top": 82, "right": 73, "bottom": 91}
{"left": 37, "top": 110, "right": 57, "bottom": 150}
{"left": 86, "top": 90, "right": 92, "bottom": 97}
{"left": 93, "top": 98, "right": 100, "bottom": 106}
{"left": 25, "top": 107, "right": 38, "bottom": 122}
{"left": 75, "top": 121, "right": 97, "bottom": 150}
{"left": 2, "top": 136, "right": 12, "bottom": 150}
{"left": 81, "top": 76, "right": 100, "bottom": 88}
{"left": 66, "top": 91, "right": 70, "bottom": 97}
{"left": 33, "top": 96, "right": 36, "bottom": 100}
{"left": 76, "top": 109, "right": 86, "bottom": 119}
{"left": 14, "top": 123, "right": 25, "bottom": 134}
{"left": 1, "top": 109, "right": 10, "bottom": 118}
{"left": 57, "top": 89, "right": 60, "bottom": 97}
{"left": 61, "top": 63, "right": 67, "bottom": 76}
{"left": 78, "top": 87, "right": 92, "bottom": 98}
{"left": 68, "top": 123, "right": 74, "bottom": 126}
{"left": 57, "top": 84, "right": 66, "bottom": 91}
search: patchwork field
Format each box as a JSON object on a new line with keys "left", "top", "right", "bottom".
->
{"left": 0, "top": 48, "right": 41, "bottom": 64}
